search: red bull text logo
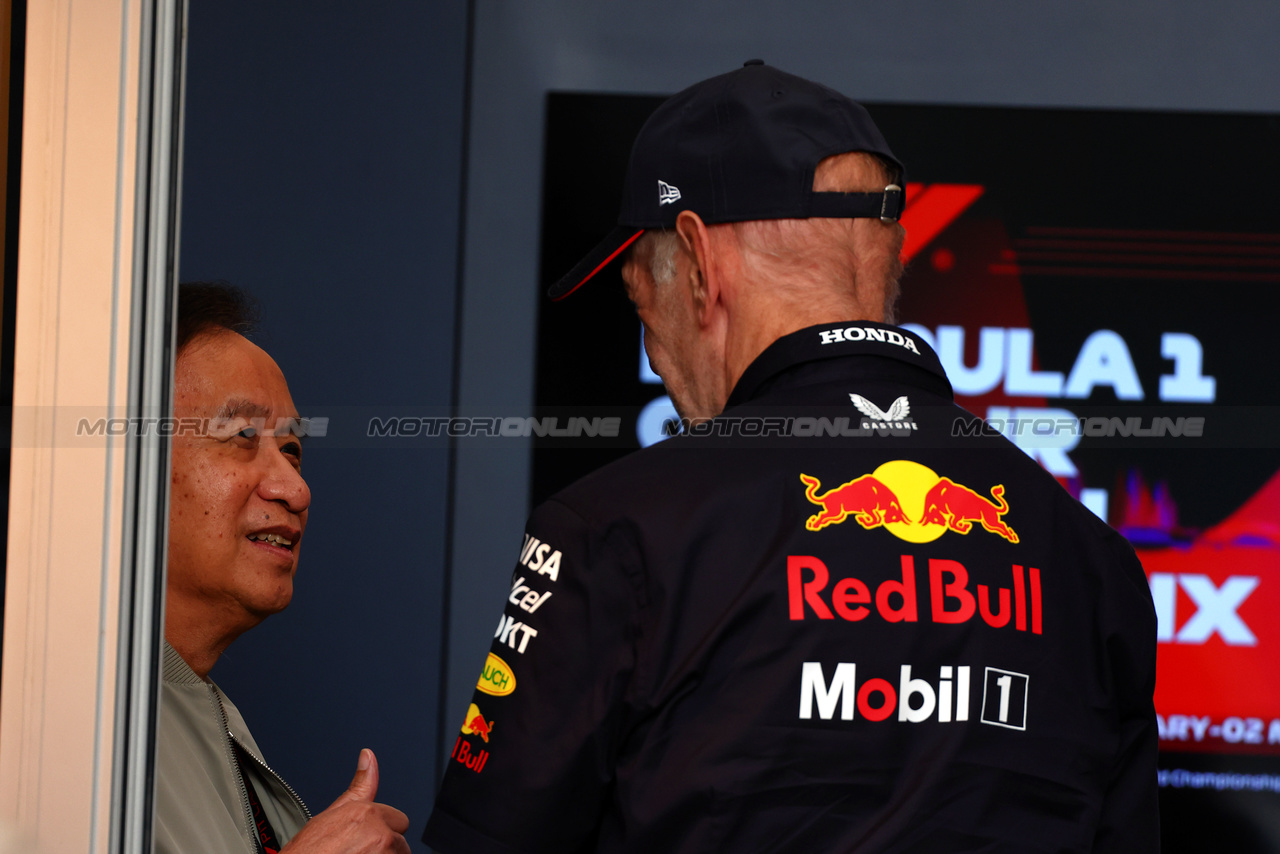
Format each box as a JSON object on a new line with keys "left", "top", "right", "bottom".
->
{"left": 451, "top": 736, "right": 490, "bottom": 774}
{"left": 788, "top": 554, "right": 1043, "bottom": 634}
{"left": 800, "top": 461, "right": 1018, "bottom": 544}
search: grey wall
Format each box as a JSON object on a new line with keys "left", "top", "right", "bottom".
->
{"left": 179, "top": 2, "right": 468, "bottom": 848}
{"left": 446, "top": 0, "right": 1280, "bottom": 758}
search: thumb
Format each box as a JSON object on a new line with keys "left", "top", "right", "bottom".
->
{"left": 339, "top": 748, "right": 379, "bottom": 804}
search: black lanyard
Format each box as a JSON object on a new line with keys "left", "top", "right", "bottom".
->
{"left": 233, "top": 742, "right": 284, "bottom": 854}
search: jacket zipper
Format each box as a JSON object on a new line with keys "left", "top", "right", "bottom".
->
{"left": 210, "top": 689, "right": 260, "bottom": 854}
{"left": 230, "top": 730, "right": 313, "bottom": 821}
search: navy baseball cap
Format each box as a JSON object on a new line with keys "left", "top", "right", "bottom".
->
{"left": 549, "top": 60, "right": 905, "bottom": 300}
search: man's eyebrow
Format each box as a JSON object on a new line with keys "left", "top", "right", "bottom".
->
{"left": 215, "top": 399, "right": 273, "bottom": 421}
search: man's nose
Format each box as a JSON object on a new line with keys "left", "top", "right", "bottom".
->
{"left": 258, "top": 447, "right": 311, "bottom": 514}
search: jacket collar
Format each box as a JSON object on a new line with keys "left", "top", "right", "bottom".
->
{"left": 726, "top": 321, "right": 951, "bottom": 409}
{"left": 162, "top": 640, "right": 207, "bottom": 686}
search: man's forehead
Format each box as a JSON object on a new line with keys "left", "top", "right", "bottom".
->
{"left": 176, "top": 371, "right": 298, "bottom": 417}
{"left": 175, "top": 331, "right": 298, "bottom": 418}
{"left": 215, "top": 397, "right": 298, "bottom": 423}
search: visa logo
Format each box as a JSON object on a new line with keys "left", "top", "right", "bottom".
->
{"left": 1148, "top": 573, "right": 1258, "bottom": 646}
{"left": 518, "top": 534, "right": 562, "bottom": 581}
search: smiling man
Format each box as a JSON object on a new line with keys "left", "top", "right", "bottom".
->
{"left": 156, "top": 283, "right": 409, "bottom": 854}
{"left": 425, "top": 63, "right": 1157, "bottom": 853}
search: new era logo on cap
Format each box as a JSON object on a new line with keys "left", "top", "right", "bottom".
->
{"left": 658, "top": 180, "right": 682, "bottom": 206}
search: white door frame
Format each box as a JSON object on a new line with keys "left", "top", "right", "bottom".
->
{"left": 0, "top": 1, "right": 185, "bottom": 851}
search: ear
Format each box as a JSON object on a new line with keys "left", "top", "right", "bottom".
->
{"left": 674, "top": 210, "right": 721, "bottom": 326}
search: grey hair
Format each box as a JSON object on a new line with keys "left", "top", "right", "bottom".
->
{"left": 646, "top": 229, "right": 681, "bottom": 286}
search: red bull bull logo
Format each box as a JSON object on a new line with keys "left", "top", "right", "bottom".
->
{"left": 800, "top": 474, "right": 907, "bottom": 531}
{"left": 461, "top": 702, "right": 494, "bottom": 742}
{"left": 800, "top": 461, "right": 1018, "bottom": 544}
{"left": 920, "top": 477, "right": 1019, "bottom": 544}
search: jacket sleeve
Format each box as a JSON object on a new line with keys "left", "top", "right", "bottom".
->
{"left": 1091, "top": 530, "right": 1160, "bottom": 853}
{"left": 424, "top": 498, "right": 643, "bottom": 854}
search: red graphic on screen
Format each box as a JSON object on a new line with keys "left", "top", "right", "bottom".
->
{"left": 899, "top": 183, "right": 985, "bottom": 263}
{"left": 864, "top": 180, "right": 1280, "bottom": 758}
{"left": 1136, "top": 468, "right": 1280, "bottom": 755}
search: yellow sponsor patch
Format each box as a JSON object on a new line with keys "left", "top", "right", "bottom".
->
{"left": 477, "top": 652, "right": 516, "bottom": 696}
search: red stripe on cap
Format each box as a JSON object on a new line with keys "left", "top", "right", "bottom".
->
{"left": 552, "top": 229, "right": 647, "bottom": 301}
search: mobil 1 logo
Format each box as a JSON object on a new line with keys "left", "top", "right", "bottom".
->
{"left": 980, "top": 667, "right": 1030, "bottom": 731}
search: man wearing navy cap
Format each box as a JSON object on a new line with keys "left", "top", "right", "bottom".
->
{"left": 425, "top": 63, "right": 1158, "bottom": 853}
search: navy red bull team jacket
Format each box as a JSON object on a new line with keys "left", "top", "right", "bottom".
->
{"left": 425, "top": 321, "right": 1159, "bottom": 854}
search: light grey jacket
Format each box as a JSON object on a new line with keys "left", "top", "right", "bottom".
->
{"left": 155, "top": 643, "right": 311, "bottom": 853}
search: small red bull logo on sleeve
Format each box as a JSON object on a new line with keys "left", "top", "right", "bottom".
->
{"left": 461, "top": 703, "right": 494, "bottom": 742}
{"left": 801, "top": 461, "right": 1018, "bottom": 544}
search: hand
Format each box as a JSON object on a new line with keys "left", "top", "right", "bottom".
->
{"left": 280, "top": 749, "right": 410, "bottom": 854}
